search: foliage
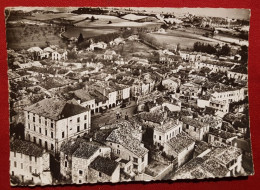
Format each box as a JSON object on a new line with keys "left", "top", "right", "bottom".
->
{"left": 77, "top": 33, "right": 84, "bottom": 44}
{"left": 67, "top": 51, "right": 78, "bottom": 60}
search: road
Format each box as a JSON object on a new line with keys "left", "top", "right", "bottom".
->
{"left": 91, "top": 101, "right": 137, "bottom": 130}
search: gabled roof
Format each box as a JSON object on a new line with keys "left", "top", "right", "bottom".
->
{"left": 181, "top": 116, "right": 208, "bottom": 129}
{"left": 89, "top": 156, "right": 119, "bottom": 176}
{"left": 72, "top": 143, "right": 100, "bottom": 159}
{"left": 165, "top": 132, "right": 195, "bottom": 154}
{"left": 10, "top": 138, "right": 45, "bottom": 157}
{"left": 106, "top": 121, "right": 148, "bottom": 157}
{"left": 24, "top": 98, "right": 89, "bottom": 120}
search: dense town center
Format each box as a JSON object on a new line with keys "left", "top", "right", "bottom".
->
{"left": 6, "top": 7, "right": 253, "bottom": 186}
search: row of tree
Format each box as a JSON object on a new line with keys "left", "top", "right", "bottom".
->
{"left": 193, "top": 42, "right": 231, "bottom": 56}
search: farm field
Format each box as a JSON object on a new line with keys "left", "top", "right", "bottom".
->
{"left": 6, "top": 25, "right": 66, "bottom": 50}
{"left": 149, "top": 30, "right": 221, "bottom": 50}
{"left": 64, "top": 27, "right": 118, "bottom": 38}
{"left": 111, "top": 40, "right": 155, "bottom": 59}
{"left": 24, "top": 13, "right": 77, "bottom": 21}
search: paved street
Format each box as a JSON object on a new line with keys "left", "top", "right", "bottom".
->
{"left": 91, "top": 100, "right": 137, "bottom": 130}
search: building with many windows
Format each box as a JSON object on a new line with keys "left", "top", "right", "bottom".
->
{"left": 10, "top": 138, "right": 52, "bottom": 185}
{"left": 24, "top": 98, "right": 91, "bottom": 154}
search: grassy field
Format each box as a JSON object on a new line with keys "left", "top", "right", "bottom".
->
{"left": 111, "top": 40, "right": 155, "bottom": 59}
{"left": 149, "top": 29, "right": 221, "bottom": 50}
{"left": 24, "top": 13, "right": 76, "bottom": 21}
{"left": 6, "top": 25, "right": 66, "bottom": 50}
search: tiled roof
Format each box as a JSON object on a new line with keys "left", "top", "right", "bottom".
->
{"left": 165, "top": 132, "right": 195, "bottom": 154}
{"left": 89, "top": 156, "right": 119, "bottom": 176}
{"left": 60, "top": 138, "right": 85, "bottom": 155}
{"left": 72, "top": 143, "right": 100, "bottom": 159}
{"left": 106, "top": 121, "right": 148, "bottom": 158}
{"left": 209, "top": 127, "right": 237, "bottom": 140}
{"left": 74, "top": 89, "right": 95, "bottom": 102}
{"left": 201, "top": 158, "right": 229, "bottom": 177}
{"left": 24, "top": 98, "right": 89, "bottom": 120}
{"left": 208, "top": 146, "right": 242, "bottom": 165}
{"left": 10, "top": 139, "right": 45, "bottom": 157}
{"left": 153, "top": 119, "right": 181, "bottom": 133}
{"left": 137, "top": 111, "right": 165, "bottom": 124}
{"left": 181, "top": 116, "right": 208, "bottom": 129}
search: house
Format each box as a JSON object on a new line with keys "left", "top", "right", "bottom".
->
{"left": 52, "top": 49, "right": 68, "bottom": 61}
{"left": 27, "top": 47, "right": 43, "bottom": 60}
{"left": 103, "top": 121, "right": 149, "bottom": 173}
{"left": 89, "top": 42, "right": 107, "bottom": 50}
{"left": 153, "top": 119, "right": 183, "bottom": 147}
{"left": 10, "top": 138, "right": 52, "bottom": 185}
{"left": 41, "top": 47, "right": 54, "bottom": 59}
{"left": 71, "top": 142, "right": 111, "bottom": 184}
{"left": 103, "top": 50, "right": 117, "bottom": 60}
{"left": 174, "top": 145, "right": 242, "bottom": 179}
{"left": 181, "top": 116, "right": 210, "bottom": 141}
{"left": 109, "top": 37, "right": 125, "bottom": 46}
{"left": 227, "top": 66, "right": 248, "bottom": 81}
{"left": 162, "top": 78, "right": 179, "bottom": 92}
{"left": 88, "top": 156, "right": 120, "bottom": 183}
{"left": 73, "top": 87, "right": 96, "bottom": 114}
{"left": 24, "top": 98, "right": 91, "bottom": 154}
{"left": 164, "top": 132, "right": 195, "bottom": 167}
{"left": 208, "top": 128, "right": 237, "bottom": 145}
{"left": 108, "top": 82, "right": 131, "bottom": 104}
{"left": 209, "top": 99, "right": 230, "bottom": 117}
{"left": 127, "top": 35, "right": 139, "bottom": 41}
{"left": 179, "top": 82, "right": 201, "bottom": 101}
{"left": 195, "top": 60, "right": 235, "bottom": 73}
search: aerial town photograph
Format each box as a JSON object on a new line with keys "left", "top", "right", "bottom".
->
{"left": 5, "top": 7, "right": 253, "bottom": 186}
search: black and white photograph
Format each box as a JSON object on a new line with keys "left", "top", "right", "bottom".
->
{"left": 5, "top": 7, "right": 253, "bottom": 186}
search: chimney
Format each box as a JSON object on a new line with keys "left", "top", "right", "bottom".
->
{"left": 89, "top": 137, "right": 93, "bottom": 142}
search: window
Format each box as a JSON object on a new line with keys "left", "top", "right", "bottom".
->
{"left": 45, "top": 120, "right": 47, "bottom": 126}
{"left": 39, "top": 128, "right": 41, "bottom": 134}
{"left": 11, "top": 171, "right": 14, "bottom": 176}
{"left": 45, "top": 130, "right": 47, "bottom": 136}
{"left": 77, "top": 117, "right": 80, "bottom": 122}
{"left": 142, "top": 157, "right": 144, "bottom": 162}
{"left": 21, "top": 163, "right": 23, "bottom": 169}
{"left": 21, "top": 153, "right": 22, "bottom": 159}
{"left": 14, "top": 152, "right": 16, "bottom": 157}
{"left": 34, "top": 125, "right": 36, "bottom": 131}
{"left": 33, "top": 137, "right": 36, "bottom": 143}
{"left": 35, "top": 157, "right": 37, "bottom": 163}
{"left": 77, "top": 126, "right": 80, "bottom": 132}
{"left": 29, "top": 156, "right": 32, "bottom": 161}
{"left": 133, "top": 157, "right": 138, "bottom": 163}
{"left": 99, "top": 172, "right": 102, "bottom": 177}
{"left": 79, "top": 180, "right": 82, "bottom": 184}
{"left": 84, "top": 115, "right": 87, "bottom": 120}
{"left": 39, "top": 139, "right": 42, "bottom": 146}
{"left": 28, "top": 114, "right": 29, "bottom": 119}
{"left": 159, "top": 136, "right": 161, "bottom": 140}
{"left": 33, "top": 116, "right": 35, "bottom": 122}
{"left": 51, "top": 123, "right": 54, "bottom": 128}
{"left": 133, "top": 164, "right": 138, "bottom": 169}
{"left": 39, "top": 118, "right": 41, "bottom": 123}
{"left": 29, "top": 166, "right": 32, "bottom": 173}
{"left": 117, "top": 149, "right": 120, "bottom": 154}
{"left": 62, "top": 132, "right": 65, "bottom": 138}
{"left": 14, "top": 161, "right": 17, "bottom": 168}
{"left": 79, "top": 170, "right": 83, "bottom": 176}
{"left": 51, "top": 144, "right": 54, "bottom": 151}
{"left": 65, "top": 161, "right": 67, "bottom": 168}
{"left": 154, "top": 135, "right": 156, "bottom": 139}
{"left": 51, "top": 132, "right": 53, "bottom": 139}
{"left": 84, "top": 123, "right": 87, "bottom": 130}
{"left": 28, "top": 124, "right": 30, "bottom": 129}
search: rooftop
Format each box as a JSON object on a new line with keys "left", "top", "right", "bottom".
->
{"left": 72, "top": 143, "right": 100, "bottom": 159}
{"left": 89, "top": 156, "right": 119, "bottom": 176}
{"left": 106, "top": 121, "right": 148, "bottom": 158}
{"left": 165, "top": 132, "right": 195, "bottom": 154}
{"left": 24, "top": 98, "right": 89, "bottom": 120}
{"left": 10, "top": 138, "right": 45, "bottom": 157}
{"left": 181, "top": 116, "right": 208, "bottom": 129}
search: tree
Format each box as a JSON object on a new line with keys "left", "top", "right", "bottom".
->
{"left": 77, "top": 33, "right": 84, "bottom": 44}
{"left": 91, "top": 16, "right": 95, "bottom": 22}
